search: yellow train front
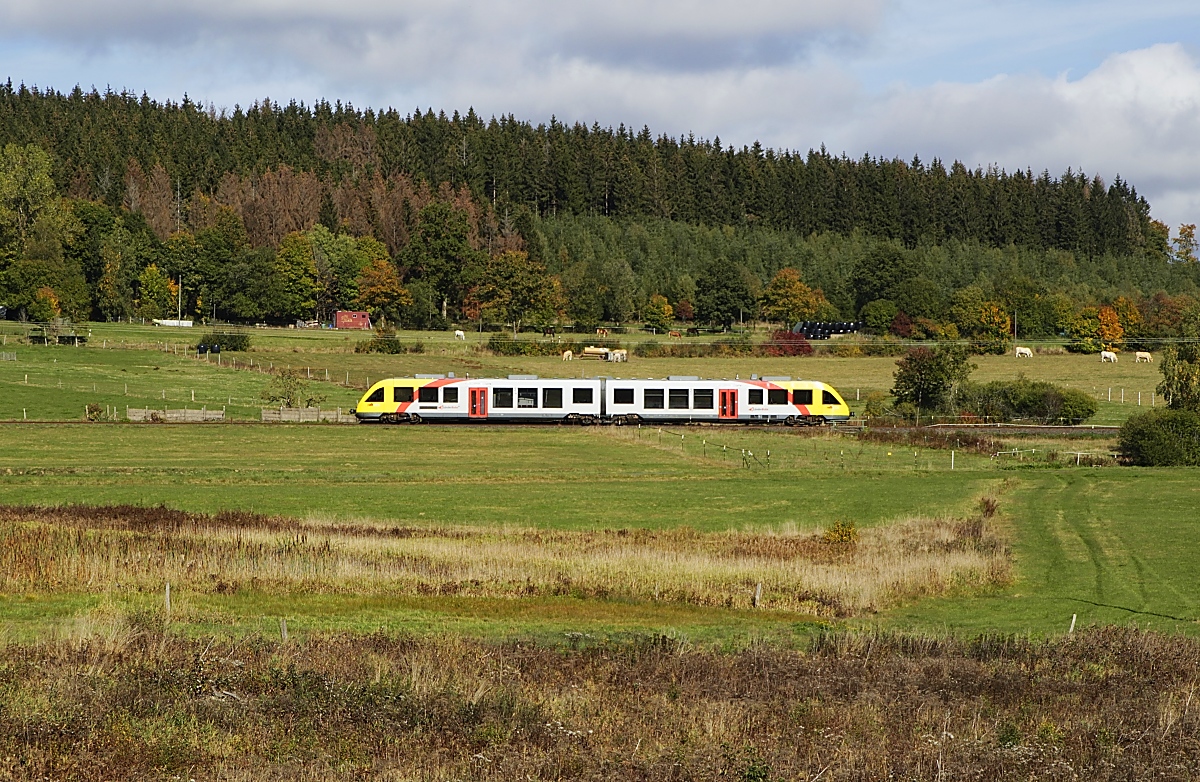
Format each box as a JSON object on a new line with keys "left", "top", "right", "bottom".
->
{"left": 355, "top": 374, "right": 852, "bottom": 424}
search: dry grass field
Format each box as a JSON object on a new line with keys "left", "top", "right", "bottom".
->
{"left": 0, "top": 501, "right": 1010, "bottom": 621}
{"left": 2, "top": 626, "right": 1197, "bottom": 780}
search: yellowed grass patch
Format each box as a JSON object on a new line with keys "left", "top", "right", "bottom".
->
{"left": 0, "top": 504, "right": 1009, "bottom": 617}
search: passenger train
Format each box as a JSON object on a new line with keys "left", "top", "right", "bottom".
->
{"left": 354, "top": 374, "right": 852, "bottom": 425}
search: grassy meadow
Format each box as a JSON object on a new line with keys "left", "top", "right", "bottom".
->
{"left": 1, "top": 321, "right": 1197, "bottom": 778}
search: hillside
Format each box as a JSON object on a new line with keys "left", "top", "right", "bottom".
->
{"left": 1, "top": 81, "right": 1198, "bottom": 344}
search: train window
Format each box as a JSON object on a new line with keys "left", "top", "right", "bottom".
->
{"left": 669, "top": 389, "right": 689, "bottom": 409}
{"left": 823, "top": 389, "right": 842, "bottom": 406}
{"left": 644, "top": 389, "right": 665, "bottom": 409}
{"left": 493, "top": 388, "right": 513, "bottom": 408}
{"left": 767, "top": 389, "right": 789, "bottom": 405}
{"left": 442, "top": 387, "right": 459, "bottom": 404}
{"left": 573, "top": 387, "right": 594, "bottom": 404}
{"left": 693, "top": 389, "right": 714, "bottom": 409}
{"left": 518, "top": 388, "right": 538, "bottom": 408}
{"left": 418, "top": 386, "right": 438, "bottom": 403}
{"left": 367, "top": 387, "right": 385, "bottom": 403}
{"left": 392, "top": 386, "right": 413, "bottom": 403}
{"left": 613, "top": 388, "right": 635, "bottom": 404}
{"left": 543, "top": 388, "right": 563, "bottom": 408}
{"left": 793, "top": 389, "right": 813, "bottom": 405}
{"left": 748, "top": 389, "right": 764, "bottom": 405}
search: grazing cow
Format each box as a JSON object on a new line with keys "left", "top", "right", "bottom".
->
{"left": 453, "top": 329, "right": 466, "bottom": 341}
{"left": 543, "top": 327, "right": 556, "bottom": 338}
{"left": 606, "top": 349, "right": 628, "bottom": 362}
{"left": 1100, "top": 350, "right": 1118, "bottom": 363}
{"left": 561, "top": 350, "right": 574, "bottom": 361}
{"left": 668, "top": 330, "right": 683, "bottom": 339}
{"left": 595, "top": 327, "right": 610, "bottom": 337}
{"left": 1015, "top": 346, "right": 1033, "bottom": 358}
{"left": 686, "top": 327, "right": 700, "bottom": 336}
{"left": 1136, "top": 351, "right": 1153, "bottom": 362}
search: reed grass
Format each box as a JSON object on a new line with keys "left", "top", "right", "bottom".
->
{"left": 0, "top": 503, "right": 1010, "bottom": 617}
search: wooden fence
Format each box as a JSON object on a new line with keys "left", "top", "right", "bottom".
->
{"left": 126, "top": 407, "right": 226, "bottom": 423}
{"left": 260, "top": 407, "right": 357, "bottom": 423}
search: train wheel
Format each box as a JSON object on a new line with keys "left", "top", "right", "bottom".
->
{"left": 409, "top": 414, "right": 422, "bottom": 424}
{"left": 784, "top": 415, "right": 796, "bottom": 426}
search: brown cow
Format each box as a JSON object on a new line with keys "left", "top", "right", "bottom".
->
{"left": 668, "top": 330, "right": 682, "bottom": 339}
{"left": 596, "top": 328, "right": 610, "bottom": 337}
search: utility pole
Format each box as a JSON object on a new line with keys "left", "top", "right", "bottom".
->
{"left": 177, "top": 275, "right": 182, "bottom": 321}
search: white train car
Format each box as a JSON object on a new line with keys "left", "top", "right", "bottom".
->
{"left": 355, "top": 374, "right": 851, "bottom": 425}
{"left": 355, "top": 374, "right": 603, "bottom": 423}
{"left": 603, "top": 376, "right": 849, "bottom": 424}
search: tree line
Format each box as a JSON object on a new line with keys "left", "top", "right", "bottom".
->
{"left": 2, "top": 81, "right": 1200, "bottom": 343}
{"left": 0, "top": 80, "right": 1170, "bottom": 257}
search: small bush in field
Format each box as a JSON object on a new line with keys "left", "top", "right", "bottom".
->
{"left": 196, "top": 331, "right": 251, "bottom": 352}
{"left": 822, "top": 519, "right": 859, "bottom": 545}
{"left": 1118, "top": 409, "right": 1200, "bottom": 466}
{"left": 764, "top": 330, "right": 813, "bottom": 357}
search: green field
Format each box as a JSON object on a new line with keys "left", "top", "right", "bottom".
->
{"left": 2, "top": 321, "right": 1198, "bottom": 779}
{"left": 0, "top": 321, "right": 1194, "bottom": 643}
{"left": 0, "top": 320, "right": 1164, "bottom": 424}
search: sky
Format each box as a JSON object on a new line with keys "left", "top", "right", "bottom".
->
{"left": 2, "top": 0, "right": 1200, "bottom": 229}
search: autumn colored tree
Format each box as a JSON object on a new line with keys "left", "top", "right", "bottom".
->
{"left": 674, "top": 298, "right": 694, "bottom": 322}
{"left": 1112, "top": 296, "right": 1142, "bottom": 338}
{"left": 355, "top": 258, "right": 412, "bottom": 326}
{"left": 976, "top": 302, "right": 1013, "bottom": 355}
{"left": 27, "top": 285, "right": 59, "bottom": 321}
{"left": 1096, "top": 305, "right": 1124, "bottom": 347}
{"left": 644, "top": 293, "right": 673, "bottom": 332}
{"left": 1173, "top": 224, "right": 1198, "bottom": 264}
{"left": 760, "top": 267, "right": 836, "bottom": 325}
{"left": 135, "top": 263, "right": 177, "bottom": 320}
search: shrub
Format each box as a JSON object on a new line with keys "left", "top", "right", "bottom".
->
{"left": 958, "top": 378, "right": 1097, "bottom": 424}
{"left": 822, "top": 519, "right": 859, "bottom": 545}
{"left": 763, "top": 330, "right": 813, "bottom": 357}
{"left": 195, "top": 331, "right": 251, "bottom": 352}
{"left": 355, "top": 336, "right": 403, "bottom": 354}
{"left": 1117, "top": 409, "right": 1200, "bottom": 466}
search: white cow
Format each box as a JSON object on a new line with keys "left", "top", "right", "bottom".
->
{"left": 1100, "top": 350, "right": 1118, "bottom": 363}
{"left": 606, "top": 349, "right": 628, "bottom": 362}
{"left": 453, "top": 329, "right": 466, "bottom": 341}
{"left": 1135, "top": 351, "right": 1153, "bottom": 362}
{"left": 1014, "top": 346, "right": 1033, "bottom": 358}
{"left": 561, "top": 350, "right": 574, "bottom": 361}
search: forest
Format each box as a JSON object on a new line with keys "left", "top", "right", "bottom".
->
{"left": 2, "top": 81, "right": 1199, "bottom": 347}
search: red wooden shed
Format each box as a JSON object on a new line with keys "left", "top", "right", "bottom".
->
{"left": 334, "top": 311, "right": 372, "bottom": 330}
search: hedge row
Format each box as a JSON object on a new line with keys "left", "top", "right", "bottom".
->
{"left": 194, "top": 332, "right": 251, "bottom": 352}
{"left": 354, "top": 337, "right": 426, "bottom": 354}
{"left": 959, "top": 379, "right": 1099, "bottom": 424}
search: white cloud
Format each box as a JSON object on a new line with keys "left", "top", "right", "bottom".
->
{"left": 835, "top": 44, "right": 1200, "bottom": 227}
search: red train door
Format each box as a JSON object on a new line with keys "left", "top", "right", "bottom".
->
{"left": 469, "top": 387, "right": 488, "bottom": 419}
{"left": 719, "top": 389, "right": 738, "bottom": 420}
